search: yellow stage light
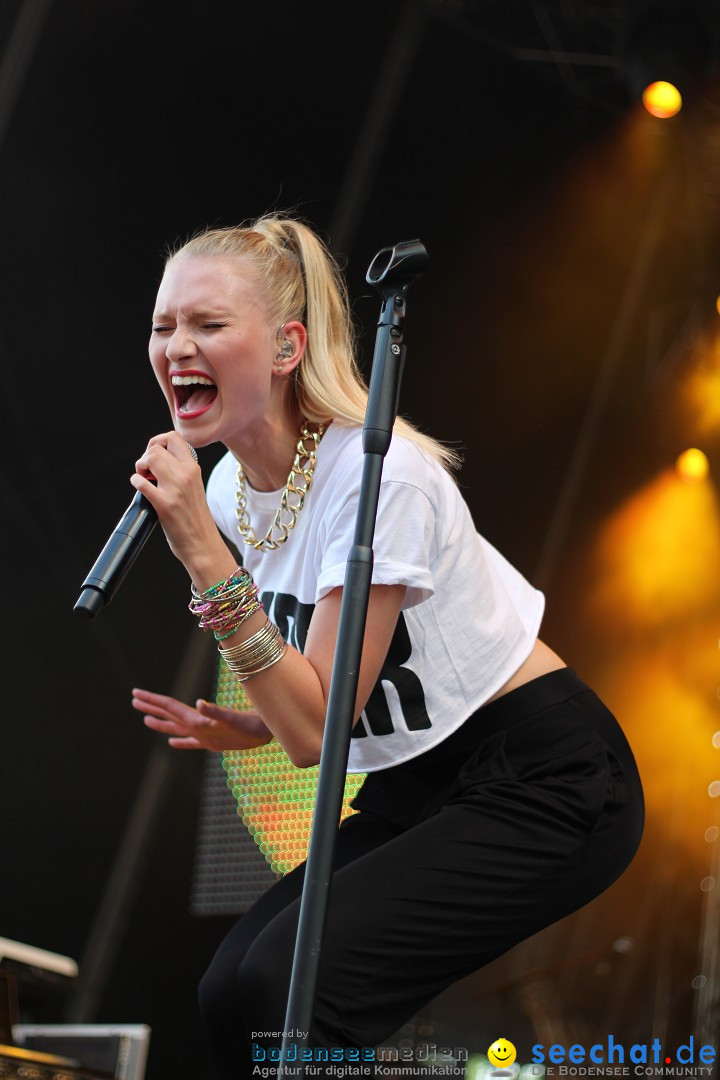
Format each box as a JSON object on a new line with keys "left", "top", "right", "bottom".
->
{"left": 676, "top": 447, "right": 710, "bottom": 482}
{"left": 642, "top": 80, "right": 682, "bottom": 118}
{"left": 586, "top": 470, "right": 720, "bottom": 858}
{"left": 684, "top": 334, "right": 720, "bottom": 435}
{"left": 589, "top": 467, "right": 720, "bottom": 631}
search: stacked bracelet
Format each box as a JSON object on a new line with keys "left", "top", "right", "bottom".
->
{"left": 219, "top": 618, "right": 288, "bottom": 682}
{"left": 188, "top": 566, "right": 262, "bottom": 641}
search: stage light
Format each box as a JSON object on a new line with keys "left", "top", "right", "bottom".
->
{"left": 684, "top": 334, "right": 720, "bottom": 435}
{"left": 676, "top": 447, "right": 710, "bottom": 482}
{"left": 587, "top": 468, "right": 720, "bottom": 864}
{"left": 642, "top": 80, "right": 682, "bottom": 117}
{"left": 589, "top": 467, "right": 720, "bottom": 630}
{"left": 623, "top": 0, "right": 720, "bottom": 111}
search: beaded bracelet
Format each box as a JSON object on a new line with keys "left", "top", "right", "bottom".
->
{"left": 219, "top": 618, "right": 288, "bottom": 682}
{"left": 188, "top": 566, "right": 262, "bottom": 641}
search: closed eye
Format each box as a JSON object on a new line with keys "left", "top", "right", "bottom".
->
{"left": 151, "top": 320, "right": 228, "bottom": 333}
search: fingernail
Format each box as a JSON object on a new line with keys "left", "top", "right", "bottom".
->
{"left": 196, "top": 698, "right": 206, "bottom": 709}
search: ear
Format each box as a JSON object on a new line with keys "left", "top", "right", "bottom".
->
{"left": 273, "top": 320, "right": 307, "bottom": 377}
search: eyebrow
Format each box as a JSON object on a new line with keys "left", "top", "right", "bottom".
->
{"left": 151, "top": 307, "right": 230, "bottom": 322}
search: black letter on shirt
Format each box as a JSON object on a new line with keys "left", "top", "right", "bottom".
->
{"left": 353, "top": 613, "right": 431, "bottom": 738}
{"left": 261, "top": 591, "right": 314, "bottom": 653}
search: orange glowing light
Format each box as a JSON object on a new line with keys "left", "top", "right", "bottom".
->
{"left": 642, "top": 81, "right": 682, "bottom": 118}
{"left": 676, "top": 447, "right": 710, "bottom": 482}
{"left": 589, "top": 468, "right": 720, "bottom": 632}
{"left": 586, "top": 471, "right": 720, "bottom": 855}
{"left": 684, "top": 333, "right": 720, "bottom": 435}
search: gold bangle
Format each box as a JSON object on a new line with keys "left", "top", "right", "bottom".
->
{"left": 219, "top": 619, "right": 287, "bottom": 682}
{"left": 220, "top": 619, "right": 278, "bottom": 661}
{"left": 234, "top": 647, "right": 287, "bottom": 683}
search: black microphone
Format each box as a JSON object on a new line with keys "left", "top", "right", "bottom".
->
{"left": 73, "top": 443, "right": 198, "bottom": 620}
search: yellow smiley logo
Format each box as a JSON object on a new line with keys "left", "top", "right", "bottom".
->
{"left": 488, "top": 1038, "right": 517, "bottom": 1068}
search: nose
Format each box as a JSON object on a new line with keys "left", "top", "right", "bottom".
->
{"left": 165, "top": 327, "right": 198, "bottom": 362}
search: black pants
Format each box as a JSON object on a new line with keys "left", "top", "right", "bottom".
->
{"left": 198, "top": 669, "right": 644, "bottom": 1078}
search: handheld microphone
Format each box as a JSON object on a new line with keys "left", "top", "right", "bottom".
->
{"left": 73, "top": 443, "right": 198, "bottom": 620}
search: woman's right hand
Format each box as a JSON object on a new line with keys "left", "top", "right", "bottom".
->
{"left": 131, "top": 687, "right": 273, "bottom": 751}
{"left": 131, "top": 432, "right": 238, "bottom": 590}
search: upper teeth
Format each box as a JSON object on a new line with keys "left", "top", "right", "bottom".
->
{"left": 171, "top": 375, "right": 215, "bottom": 386}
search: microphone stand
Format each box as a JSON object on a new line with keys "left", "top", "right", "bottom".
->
{"left": 278, "top": 240, "right": 428, "bottom": 1079}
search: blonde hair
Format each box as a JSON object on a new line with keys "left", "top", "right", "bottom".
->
{"left": 167, "top": 215, "right": 460, "bottom": 471}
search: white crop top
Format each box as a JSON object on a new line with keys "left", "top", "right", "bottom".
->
{"left": 206, "top": 422, "right": 544, "bottom": 773}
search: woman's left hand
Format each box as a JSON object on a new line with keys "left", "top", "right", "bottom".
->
{"left": 131, "top": 687, "right": 273, "bottom": 751}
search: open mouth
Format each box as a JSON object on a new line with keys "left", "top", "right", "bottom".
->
{"left": 171, "top": 372, "right": 218, "bottom": 417}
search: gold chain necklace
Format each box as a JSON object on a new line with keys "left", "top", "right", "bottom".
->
{"left": 235, "top": 420, "right": 325, "bottom": 552}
